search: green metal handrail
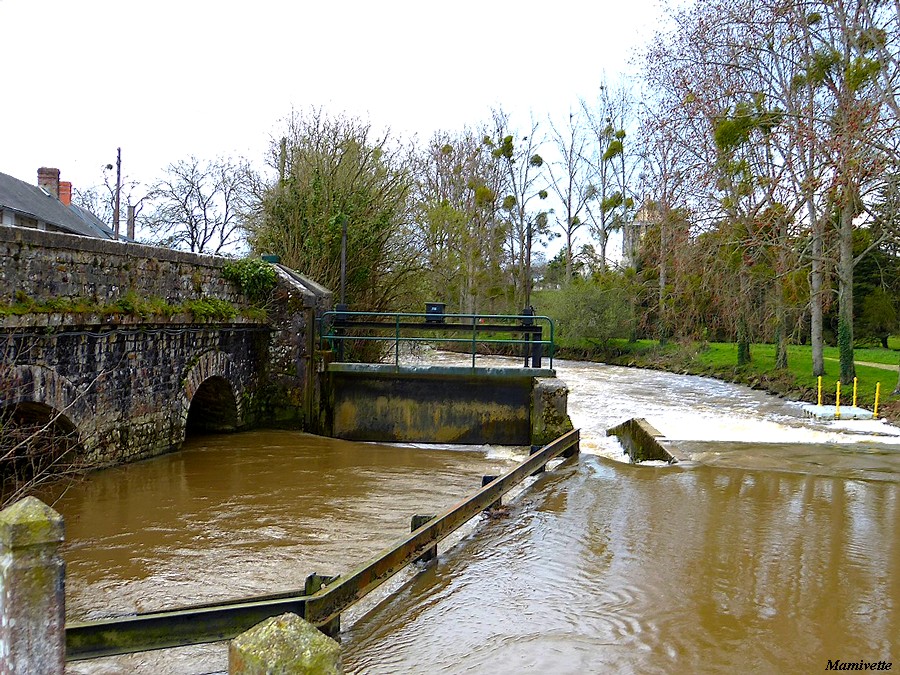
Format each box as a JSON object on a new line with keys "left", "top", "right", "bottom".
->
{"left": 320, "top": 310, "right": 556, "bottom": 369}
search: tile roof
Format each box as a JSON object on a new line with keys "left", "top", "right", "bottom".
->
{"left": 0, "top": 170, "right": 118, "bottom": 240}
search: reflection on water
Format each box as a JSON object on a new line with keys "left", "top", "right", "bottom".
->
{"left": 49, "top": 353, "right": 900, "bottom": 673}
{"left": 53, "top": 431, "right": 525, "bottom": 674}
{"left": 345, "top": 457, "right": 898, "bottom": 673}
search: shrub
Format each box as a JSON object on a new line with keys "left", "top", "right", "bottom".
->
{"left": 222, "top": 259, "right": 278, "bottom": 303}
{"left": 183, "top": 297, "right": 238, "bottom": 321}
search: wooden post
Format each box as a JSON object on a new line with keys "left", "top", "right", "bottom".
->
{"left": 0, "top": 497, "right": 66, "bottom": 674}
{"left": 482, "top": 475, "right": 501, "bottom": 510}
{"left": 411, "top": 514, "right": 436, "bottom": 563}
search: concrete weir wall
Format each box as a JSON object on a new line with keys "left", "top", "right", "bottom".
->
{"left": 606, "top": 417, "right": 688, "bottom": 464}
{"left": 327, "top": 364, "right": 572, "bottom": 446}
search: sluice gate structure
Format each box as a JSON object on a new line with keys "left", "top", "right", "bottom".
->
{"left": 320, "top": 310, "right": 573, "bottom": 446}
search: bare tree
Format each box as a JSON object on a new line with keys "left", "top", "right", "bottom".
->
{"left": 635, "top": 109, "right": 692, "bottom": 344}
{"left": 489, "top": 109, "right": 551, "bottom": 309}
{"left": 546, "top": 110, "right": 593, "bottom": 283}
{"left": 73, "top": 163, "right": 147, "bottom": 231}
{"left": 143, "top": 156, "right": 252, "bottom": 255}
{"left": 582, "top": 80, "right": 639, "bottom": 270}
{"left": 801, "top": 0, "right": 897, "bottom": 383}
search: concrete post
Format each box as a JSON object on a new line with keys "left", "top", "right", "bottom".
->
{"left": 0, "top": 496, "right": 66, "bottom": 675}
{"left": 229, "top": 612, "right": 342, "bottom": 675}
{"left": 531, "top": 377, "right": 574, "bottom": 446}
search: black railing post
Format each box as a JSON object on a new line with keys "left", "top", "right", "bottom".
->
{"left": 522, "top": 307, "right": 535, "bottom": 368}
{"left": 334, "top": 304, "right": 348, "bottom": 362}
{"left": 531, "top": 327, "right": 542, "bottom": 368}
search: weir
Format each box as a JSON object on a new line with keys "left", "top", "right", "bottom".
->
{"left": 327, "top": 363, "right": 571, "bottom": 446}
{"left": 606, "top": 417, "right": 689, "bottom": 463}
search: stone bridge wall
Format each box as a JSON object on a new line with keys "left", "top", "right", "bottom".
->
{"left": 3, "top": 325, "right": 269, "bottom": 465}
{"left": 0, "top": 226, "right": 245, "bottom": 306}
{"left": 0, "top": 226, "right": 331, "bottom": 472}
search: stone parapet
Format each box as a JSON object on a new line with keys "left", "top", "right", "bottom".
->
{"left": 0, "top": 225, "right": 245, "bottom": 307}
{"left": 0, "top": 225, "right": 333, "bottom": 472}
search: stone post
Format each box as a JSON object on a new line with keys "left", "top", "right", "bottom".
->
{"left": 0, "top": 496, "right": 66, "bottom": 675}
{"left": 229, "top": 612, "right": 342, "bottom": 675}
{"left": 531, "top": 377, "right": 574, "bottom": 446}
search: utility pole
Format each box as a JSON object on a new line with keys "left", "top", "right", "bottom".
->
{"left": 126, "top": 204, "right": 135, "bottom": 240}
{"left": 525, "top": 218, "right": 533, "bottom": 308}
{"left": 113, "top": 147, "right": 121, "bottom": 239}
{"left": 340, "top": 215, "right": 348, "bottom": 306}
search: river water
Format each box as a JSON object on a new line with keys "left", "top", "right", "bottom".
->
{"left": 51, "top": 354, "right": 900, "bottom": 673}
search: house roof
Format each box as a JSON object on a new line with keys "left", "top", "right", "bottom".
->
{"left": 0, "top": 170, "right": 118, "bottom": 240}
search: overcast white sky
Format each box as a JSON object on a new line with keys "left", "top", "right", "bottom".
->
{"left": 2, "top": 0, "right": 664, "bottom": 222}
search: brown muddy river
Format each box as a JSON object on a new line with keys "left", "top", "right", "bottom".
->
{"left": 49, "top": 355, "right": 900, "bottom": 673}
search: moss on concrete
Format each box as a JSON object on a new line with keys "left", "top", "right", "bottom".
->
{"left": 229, "top": 613, "right": 342, "bottom": 674}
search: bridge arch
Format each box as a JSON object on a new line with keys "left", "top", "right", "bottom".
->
{"left": 0, "top": 365, "right": 85, "bottom": 498}
{"left": 180, "top": 351, "right": 245, "bottom": 436}
{"left": 0, "top": 364, "right": 86, "bottom": 426}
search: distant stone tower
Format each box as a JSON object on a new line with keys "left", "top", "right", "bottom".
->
{"left": 624, "top": 200, "right": 654, "bottom": 270}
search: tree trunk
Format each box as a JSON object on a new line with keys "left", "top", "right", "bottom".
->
{"left": 737, "top": 266, "right": 751, "bottom": 366}
{"left": 658, "top": 221, "right": 668, "bottom": 345}
{"left": 808, "top": 193, "right": 826, "bottom": 377}
{"left": 598, "top": 228, "right": 608, "bottom": 270}
{"left": 837, "top": 191, "right": 856, "bottom": 384}
{"left": 775, "top": 297, "right": 788, "bottom": 369}
{"left": 894, "top": 354, "right": 900, "bottom": 396}
{"left": 524, "top": 222, "right": 533, "bottom": 308}
{"left": 775, "top": 218, "right": 788, "bottom": 370}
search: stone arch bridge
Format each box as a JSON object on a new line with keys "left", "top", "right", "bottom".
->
{"left": 0, "top": 226, "right": 572, "bottom": 498}
{"left": 0, "top": 226, "right": 331, "bottom": 474}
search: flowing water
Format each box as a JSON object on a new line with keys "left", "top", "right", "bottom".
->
{"left": 49, "top": 354, "right": 900, "bottom": 673}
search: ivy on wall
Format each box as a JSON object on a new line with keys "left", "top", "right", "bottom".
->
{"left": 222, "top": 259, "right": 278, "bottom": 304}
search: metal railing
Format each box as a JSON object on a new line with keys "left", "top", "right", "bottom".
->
{"left": 319, "top": 310, "right": 556, "bottom": 369}
{"left": 65, "top": 429, "right": 580, "bottom": 661}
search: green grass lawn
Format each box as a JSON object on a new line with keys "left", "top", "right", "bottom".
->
{"left": 555, "top": 335, "right": 899, "bottom": 406}
{"left": 697, "top": 342, "right": 895, "bottom": 407}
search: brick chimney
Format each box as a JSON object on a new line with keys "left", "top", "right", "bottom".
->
{"left": 37, "top": 167, "right": 60, "bottom": 199}
{"left": 58, "top": 181, "right": 72, "bottom": 206}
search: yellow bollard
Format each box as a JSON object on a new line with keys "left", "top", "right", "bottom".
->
{"left": 874, "top": 382, "right": 881, "bottom": 419}
{"left": 853, "top": 377, "right": 858, "bottom": 408}
{"left": 835, "top": 381, "right": 841, "bottom": 420}
{"left": 817, "top": 376, "right": 822, "bottom": 407}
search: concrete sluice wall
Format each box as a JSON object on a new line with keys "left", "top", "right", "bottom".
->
{"left": 606, "top": 417, "right": 689, "bottom": 464}
{"left": 326, "top": 363, "right": 573, "bottom": 446}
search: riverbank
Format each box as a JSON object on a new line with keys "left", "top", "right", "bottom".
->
{"left": 551, "top": 339, "right": 900, "bottom": 424}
